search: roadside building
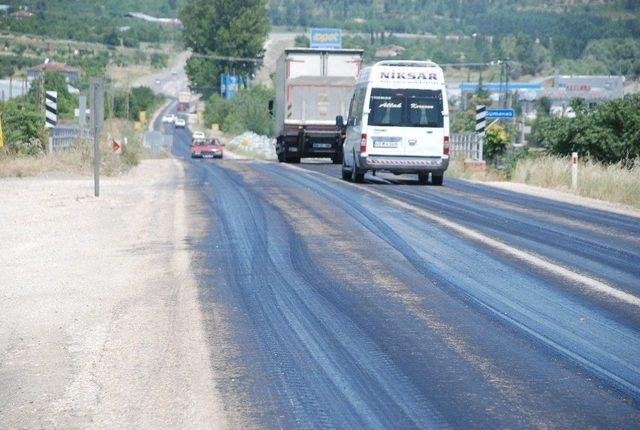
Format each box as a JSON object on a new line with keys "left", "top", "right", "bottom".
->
{"left": 27, "top": 61, "right": 80, "bottom": 84}
{"left": 10, "top": 9, "right": 33, "bottom": 18}
{"left": 542, "top": 74, "right": 625, "bottom": 117}
{"left": 125, "top": 12, "right": 182, "bottom": 27}
{"left": 458, "top": 82, "right": 541, "bottom": 111}
{"left": 374, "top": 45, "right": 406, "bottom": 58}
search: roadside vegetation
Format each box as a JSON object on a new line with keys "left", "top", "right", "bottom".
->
{"left": 530, "top": 96, "right": 640, "bottom": 165}
{"left": 0, "top": 71, "right": 163, "bottom": 177}
{"left": 511, "top": 155, "right": 640, "bottom": 208}
{"left": 0, "top": 1, "right": 181, "bottom": 46}
{"left": 203, "top": 85, "right": 274, "bottom": 136}
{"left": 0, "top": 118, "right": 149, "bottom": 178}
{"left": 449, "top": 94, "right": 640, "bottom": 208}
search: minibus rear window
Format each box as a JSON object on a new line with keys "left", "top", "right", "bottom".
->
{"left": 368, "top": 88, "right": 443, "bottom": 128}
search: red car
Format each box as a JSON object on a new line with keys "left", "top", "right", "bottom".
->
{"left": 191, "top": 138, "right": 224, "bottom": 159}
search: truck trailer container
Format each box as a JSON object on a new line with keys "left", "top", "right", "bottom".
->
{"left": 273, "top": 48, "right": 364, "bottom": 163}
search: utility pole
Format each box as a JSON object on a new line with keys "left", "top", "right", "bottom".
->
{"left": 505, "top": 60, "right": 511, "bottom": 109}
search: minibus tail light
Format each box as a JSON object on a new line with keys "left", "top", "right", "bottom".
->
{"left": 360, "top": 134, "right": 367, "bottom": 153}
{"left": 443, "top": 136, "right": 450, "bottom": 155}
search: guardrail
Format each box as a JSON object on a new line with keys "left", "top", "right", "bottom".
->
{"left": 450, "top": 133, "right": 483, "bottom": 161}
{"left": 48, "top": 126, "right": 91, "bottom": 152}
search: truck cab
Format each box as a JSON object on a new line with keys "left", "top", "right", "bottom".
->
{"left": 340, "top": 61, "right": 450, "bottom": 185}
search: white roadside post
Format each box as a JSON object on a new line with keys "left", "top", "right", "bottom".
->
{"left": 571, "top": 152, "right": 578, "bottom": 191}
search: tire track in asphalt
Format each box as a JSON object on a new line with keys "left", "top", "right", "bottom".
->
{"left": 269, "top": 162, "right": 640, "bottom": 401}
{"left": 192, "top": 160, "right": 448, "bottom": 429}
{"left": 169, "top": 128, "right": 640, "bottom": 426}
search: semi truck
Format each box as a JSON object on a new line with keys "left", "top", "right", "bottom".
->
{"left": 272, "top": 48, "right": 364, "bottom": 163}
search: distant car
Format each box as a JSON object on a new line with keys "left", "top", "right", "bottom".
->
{"left": 191, "top": 138, "right": 223, "bottom": 159}
{"left": 174, "top": 118, "right": 186, "bottom": 129}
{"left": 192, "top": 131, "right": 206, "bottom": 140}
{"left": 162, "top": 114, "right": 176, "bottom": 124}
{"left": 171, "top": 70, "right": 178, "bottom": 75}
{"left": 155, "top": 79, "right": 161, "bottom": 85}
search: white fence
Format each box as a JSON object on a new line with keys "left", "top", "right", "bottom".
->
{"left": 450, "top": 133, "right": 483, "bottom": 161}
{"left": 48, "top": 126, "right": 91, "bottom": 152}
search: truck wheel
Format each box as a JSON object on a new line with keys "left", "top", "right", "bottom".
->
{"left": 277, "top": 151, "right": 285, "bottom": 162}
{"left": 432, "top": 173, "right": 444, "bottom": 186}
{"left": 341, "top": 155, "right": 351, "bottom": 181}
{"left": 418, "top": 173, "right": 428, "bottom": 185}
{"left": 352, "top": 166, "right": 365, "bottom": 183}
{"left": 332, "top": 154, "right": 342, "bottom": 164}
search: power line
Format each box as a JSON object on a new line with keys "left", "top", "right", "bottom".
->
{"left": 189, "top": 52, "right": 263, "bottom": 64}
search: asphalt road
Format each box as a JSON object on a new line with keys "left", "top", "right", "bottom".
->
{"left": 162, "top": 117, "right": 640, "bottom": 429}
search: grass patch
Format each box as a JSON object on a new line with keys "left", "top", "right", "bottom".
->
{"left": 512, "top": 155, "right": 640, "bottom": 208}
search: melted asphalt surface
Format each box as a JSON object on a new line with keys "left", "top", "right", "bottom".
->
{"left": 165, "top": 118, "right": 640, "bottom": 429}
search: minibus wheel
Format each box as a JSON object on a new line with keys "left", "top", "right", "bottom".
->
{"left": 432, "top": 173, "right": 444, "bottom": 186}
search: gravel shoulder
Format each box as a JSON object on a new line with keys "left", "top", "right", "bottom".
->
{"left": 0, "top": 159, "right": 227, "bottom": 428}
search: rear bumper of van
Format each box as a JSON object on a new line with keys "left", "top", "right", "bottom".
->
{"left": 358, "top": 154, "right": 449, "bottom": 173}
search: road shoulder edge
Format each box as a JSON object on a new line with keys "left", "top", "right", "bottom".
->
{"left": 476, "top": 180, "right": 640, "bottom": 219}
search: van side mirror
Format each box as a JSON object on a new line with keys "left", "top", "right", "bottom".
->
{"left": 268, "top": 100, "right": 274, "bottom": 116}
{"left": 336, "top": 115, "right": 344, "bottom": 129}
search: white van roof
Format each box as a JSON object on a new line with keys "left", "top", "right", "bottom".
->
{"left": 357, "top": 60, "right": 445, "bottom": 88}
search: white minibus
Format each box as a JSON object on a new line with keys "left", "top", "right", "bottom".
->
{"left": 337, "top": 60, "right": 450, "bottom": 185}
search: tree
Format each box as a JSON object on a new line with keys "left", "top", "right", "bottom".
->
{"left": 204, "top": 85, "right": 274, "bottom": 136}
{"left": 532, "top": 95, "right": 640, "bottom": 165}
{"left": 29, "top": 72, "right": 77, "bottom": 118}
{"left": 181, "top": 0, "right": 269, "bottom": 96}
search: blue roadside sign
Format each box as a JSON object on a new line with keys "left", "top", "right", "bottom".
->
{"left": 310, "top": 28, "right": 342, "bottom": 49}
{"left": 486, "top": 109, "right": 515, "bottom": 119}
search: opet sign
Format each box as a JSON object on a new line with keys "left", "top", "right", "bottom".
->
{"left": 310, "top": 28, "right": 342, "bottom": 49}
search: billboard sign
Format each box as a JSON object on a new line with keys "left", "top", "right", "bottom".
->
{"left": 220, "top": 74, "right": 244, "bottom": 99}
{"left": 310, "top": 28, "right": 342, "bottom": 50}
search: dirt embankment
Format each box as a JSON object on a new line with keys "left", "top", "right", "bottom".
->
{"left": 0, "top": 159, "right": 227, "bottom": 428}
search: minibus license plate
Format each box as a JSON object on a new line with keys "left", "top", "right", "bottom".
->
{"left": 373, "top": 141, "right": 398, "bottom": 148}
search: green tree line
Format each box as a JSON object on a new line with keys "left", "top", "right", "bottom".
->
{"left": 1, "top": 0, "right": 183, "bottom": 47}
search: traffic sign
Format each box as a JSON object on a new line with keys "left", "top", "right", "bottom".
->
{"left": 486, "top": 109, "right": 515, "bottom": 119}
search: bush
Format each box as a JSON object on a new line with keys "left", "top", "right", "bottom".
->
{"left": 0, "top": 100, "right": 47, "bottom": 155}
{"left": 111, "top": 86, "right": 162, "bottom": 121}
{"left": 484, "top": 124, "right": 509, "bottom": 163}
{"left": 150, "top": 53, "right": 168, "bottom": 69}
{"left": 532, "top": 95, "right": 640, "bottom": 165}
{"left": 204, "top": 85, "right": 274, "bottom": 136}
